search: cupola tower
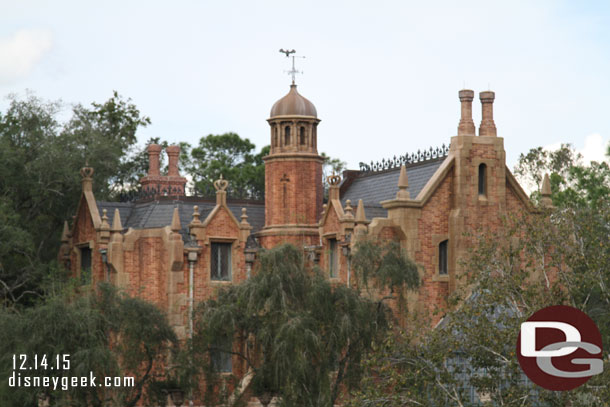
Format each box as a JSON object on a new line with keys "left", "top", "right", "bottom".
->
{"left": 257, "top": 83, "right": 323, "bottom": 248}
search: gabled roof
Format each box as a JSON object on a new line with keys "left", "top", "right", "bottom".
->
{"left": 97, "top": 198, "right": 265, "bottom": 239}
{"left": 340, "top": 157, "right": 446, "bottom": 210}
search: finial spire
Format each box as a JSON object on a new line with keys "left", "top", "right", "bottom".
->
{"left": 191, "top": 205, "right": 201, "bottom": 224}
{"left": 171, "top": 207, "right": 181, "bottom": 232}
{"left": 540, "top": 173, "right": 553, "bottom": 208}
{"left": 279, "top": 48, "right": 304, "bottom": 85}
{"left": 111, "top": 209, "right": 123, "bottom": 232}
{"left": 344, "top": 199, "right": 354, "bottom": 219}
{"left": 61, "top": 221, "right": 70, "bottom": 243}
{"left": 396, "top": 165, "right": 410, "bottom": 199}
{"left": 354, "top": 199, "right": 369, "bottom": 236}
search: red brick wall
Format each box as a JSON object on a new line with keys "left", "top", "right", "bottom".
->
{"left": 416, "top": 169, "right": 453, "bottom": 316}
{"left": 264, "top": 157, "right": 323, "bottom": 227}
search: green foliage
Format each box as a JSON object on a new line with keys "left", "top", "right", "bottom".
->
{"left": 514, "top": 143, "right": 610, "bottom": 208}
{"left": 320, "top": 152, "right": 347, "bottom": 198}
{"left": 191, "top": 244, "right": 400, "bottom": 407}
{"left": 0, "top": 91, "right": 149, "bottom": 306}
{"left": 186, "top": 133, "right": 346, "bottom": 201}
{"left": 0, "top": 281, "right": 176, "bottom": 407}
{"left": 351, "top": 239, "right": 420, "bottom": 304}
{"left": 350, "top": 206, "right": 610, "bottom": 406}
{"left": 188, "top": 133, "right": 267, "bottom": 199}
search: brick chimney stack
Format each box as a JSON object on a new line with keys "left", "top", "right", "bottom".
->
{"left": 479, "top": 91, "right": 497, "bottom": 137}
{"left": 140, "top": 144, "right": 187, "bottom": 199}
{"left": 457, "top": 89, "right": 475, "bottom": 136}
{"left": 147, "top": 144, "right": 162, "bottom": 176}
{"left": 166, "top": 145, "right": 181, "bottom": 177}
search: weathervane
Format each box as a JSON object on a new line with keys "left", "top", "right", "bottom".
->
{"left": 279, "top": 48, "right": 305, "bottom": 85}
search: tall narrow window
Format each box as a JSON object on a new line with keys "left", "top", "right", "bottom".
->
{"left": 439, "top": 240, "right": 448, "bottom": 275}
{"left": 211, "top": 242, "right": 232, "bottom": 281}
{"left": 329, "top": 239, "right": 338, "bottom": 278}
{"left": 284, "top": 126, "right": 291, "bottom": 146}
{"left": 300, "top": 126, "right": 306, "bottom": 145}
{"left": 273, "top": 126, "right": 278, "bottom": 148}
{"left": 80, "top": 247, "right": 92, "bottom": 284}
{"left": 478, "top": 164, "right": 487, "bottom": 196}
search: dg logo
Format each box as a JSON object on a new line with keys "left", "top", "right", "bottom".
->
{"left": 517, "top": 305, "right": 604, "bottom": 391}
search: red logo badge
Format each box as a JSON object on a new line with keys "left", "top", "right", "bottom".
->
{"left": 517, "top": 305, "right": 603, "bottom": 391}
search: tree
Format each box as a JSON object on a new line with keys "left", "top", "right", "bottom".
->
{"left": 189, "top": 243, "right": 419, "bottom": 407}
{"left": 188, "top": 133, "right": 267, "bottom": 200}
{"left": 321, "top": 152, "right": 347, "bottom": 197}
{"left": 0, "top": 91, "right": 149, "bottom": 306}
{"left": 349, "top": 205, "right": 610, "bottom": 406}
{"left": 514, "top": 143, "right": 610, "bottom": 208}
{"left": 0, "top": 281, "right": 177, "bottom": 407}
{"left": 186, "top": 133, "right": 347, "bottom": 201}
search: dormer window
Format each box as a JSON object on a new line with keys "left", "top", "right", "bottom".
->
{"left": 478, "top": 164, "right": 487, "bottom": 196}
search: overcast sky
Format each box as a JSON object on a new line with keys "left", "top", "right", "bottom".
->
{"left": 2, "top": 1, "right": 609, "bottom": 172}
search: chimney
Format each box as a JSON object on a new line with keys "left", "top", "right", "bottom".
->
{"left": 147, "top": 144, "right": 162, "bottom": 176}
{"left": 479, "top": 91, "right": 497, "bottom": 137}
{"left": 166, "top": 145, "right": 181, "bottom": 177}
{"left": 457, "top": 89, "right": 475, "bottom": 136}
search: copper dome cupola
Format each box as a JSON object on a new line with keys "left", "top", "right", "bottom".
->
{"left": 270, "top": 84, "right": 317, "bottom": 118}
{"left": 267, "top": 84, "right": 320, "bottom": 155}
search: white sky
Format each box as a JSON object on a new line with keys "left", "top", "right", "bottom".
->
{"left": 1, "top": 0, "right": 609, "bottom": 171}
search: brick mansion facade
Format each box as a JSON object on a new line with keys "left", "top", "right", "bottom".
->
{"left": 58, "top": 84, "right": 549, "bottom": 374}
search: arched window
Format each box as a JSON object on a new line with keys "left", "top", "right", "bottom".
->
{"left": 478, "top": 163, "right": 487, "bottom": 196}
{"left": 284, "top": 126, "right": 291, "bottom": 146}
{"left": 439, "top": 240, "right": 448, "bottom": 275}
{"left": 300, "top": 126, "right": 306, "bottom": 145}
{"left": 272, "top": 126, "right": 278, "bottom": 147}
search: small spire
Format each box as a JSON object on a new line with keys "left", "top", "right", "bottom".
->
{"left": 240, "top": 208, "right": 249, "bottom": 226}
{"left": 214, "top": 175, "right": 229, "bottom": 206}
{"left": 327, "top": 173, "right": 341, "bottom": 201}
{"left": 61, "top": 221, "right": 70, "bottom": 243}
{"left": 354, "top": 199, "right": 368, "bottom": 236}
{"left": 344, "top": 199, "right": 354, "bottom": 218}
{"left": 396, "top": 165, "right": 410, "bottom": 199}
{"left": 540, "top": 173, "right": 553, "bottom": 208}
{"left": 191, "top": 205, "right": 201, "bottom": 224}
{"left": 100, "top": 209, "right": 110, "bottom": 230}
{"left": 80, "top": 165, "right": 94, "bottom": 192}
{"left": 99, "top": 209, "right": 110, "bottom": 244}
{"left": 355, "top": 199, "right": 367, "bottom": 223}
{"left": 541, "top": 173, "right": 551, "bottom": 196}
{"left": 171, "top": 207, "right": 181, "bottom": 232}
{"left": 111, "top": 209, "right": 123, "bottom": 232}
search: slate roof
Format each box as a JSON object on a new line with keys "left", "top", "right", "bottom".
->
{"left": 340, "top": 157, "right": 446, "bottom": 214}
{"left": 97, "top": 198, "right": 265, "bottom": 239}
{"left": 94, "top": 155, "right": 445, "bottom": 235}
